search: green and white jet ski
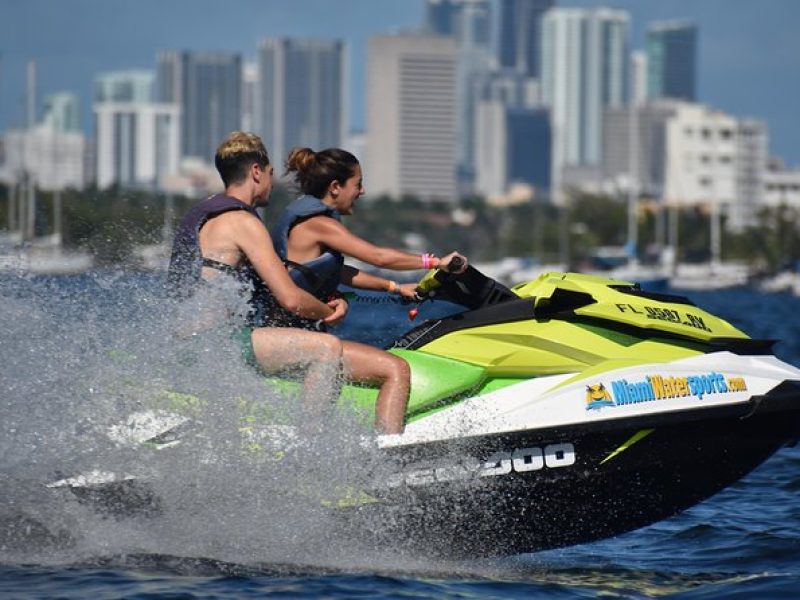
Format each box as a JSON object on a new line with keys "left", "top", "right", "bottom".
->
{"left": 49, "top": 265, "right": 800, "bottom": 558}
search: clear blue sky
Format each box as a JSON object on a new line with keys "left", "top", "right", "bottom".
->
{"left": 1, "top": 0, "right": 798, "bottom": 166}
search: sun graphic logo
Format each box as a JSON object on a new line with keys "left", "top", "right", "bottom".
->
{"left": 586, "top": 383, "right": 615, "bottom": 410}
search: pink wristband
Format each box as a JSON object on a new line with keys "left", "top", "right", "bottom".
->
{"left": 421, "top": 253, "right": 436, "bottom": 269}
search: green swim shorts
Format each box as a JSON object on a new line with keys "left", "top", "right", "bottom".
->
{"left": 232, "top": 326, "right": 258, "bottom": 367}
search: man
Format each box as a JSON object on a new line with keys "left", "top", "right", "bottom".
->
{"left": 167, "top": 131, "right": 347, "bottom": 413}
{"left": 167, "top": 131, "right": 408, "bottom": 433}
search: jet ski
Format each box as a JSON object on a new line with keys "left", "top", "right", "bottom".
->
{"left": 48, "top": 264, "right": 800, "bottom": 558}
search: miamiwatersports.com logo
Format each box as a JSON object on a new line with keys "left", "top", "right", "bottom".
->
{"left": 585, "top": 372, "right": 748, "bottom": 410}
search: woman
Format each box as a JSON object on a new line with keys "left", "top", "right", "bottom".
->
{"left": 273, "top": 147, "right": 467, "bottom": 304}
{"left": 272, "top": 147, "right": 468, "bottom": 434}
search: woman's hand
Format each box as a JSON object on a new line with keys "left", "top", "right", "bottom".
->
{"left": 440, "top": 251, "right": 468, "bottom": 274}
{"left": 398, "top": 282, "right": 420, "bottom": 299}
{"left": 323, "top": 297, "right": 348, "bottom": 327}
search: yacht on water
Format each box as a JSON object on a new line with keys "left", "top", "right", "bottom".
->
{"left": 668, "top": 261, "right": 752, "bottom": 291}
{"left": 758, "top": 264, "right": 800, "bottom": 296}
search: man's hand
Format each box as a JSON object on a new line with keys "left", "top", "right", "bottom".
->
{"left": 323, "top": 297, "right": 348, "bottom": 327}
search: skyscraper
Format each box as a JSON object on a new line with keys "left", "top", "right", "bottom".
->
{"left": 257, "top": 38, "right": 346, "bottom": 168}
{"left": 540, "top": 8, "right": 629, "bottom": 183}
{"left": 425, "top": 0, "right": 492, "bottom": 190}
{"left": 498, "top": 0, "right": 555, "bottom": 78}
{"left": 156, "top": 52, "right": 242, "bottom": 161}
{"left": 366, "top": 34, "right": 458, "bottom": 201}
{"left": 647, "top": 21, "right": 697, "bottom": 101}
{"left": 425, "top": 0, "right": 459, "bottom": 35}
{"left": 476, "top": 102, "right": 551, "bottom": 198}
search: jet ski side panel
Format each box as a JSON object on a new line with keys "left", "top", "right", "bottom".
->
{"left": 346, "top": 387, "right": 800, "bottom": 557}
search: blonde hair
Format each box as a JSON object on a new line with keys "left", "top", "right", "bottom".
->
{"left": 214, "top": 131, "right": 270, "bottom": 186}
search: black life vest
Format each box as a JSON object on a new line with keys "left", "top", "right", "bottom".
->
{"left": 166, "top": 194, "right": 277, "bottom": 327}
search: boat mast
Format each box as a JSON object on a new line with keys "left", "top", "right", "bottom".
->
{"left": 24, "top": 59, "right": 37, "bottom": 242}
{"left": 626, "top": 52, "right": 640, "bottom": 268}
{"left": 710, "top": 115, "right": 721, "bottom": 270}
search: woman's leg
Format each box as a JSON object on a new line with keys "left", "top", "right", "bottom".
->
{"left": 250, "top": 327, "right": 343, "bottom": 411}
{"left": 340, "top": 341, "right": 411, "bottom": 434}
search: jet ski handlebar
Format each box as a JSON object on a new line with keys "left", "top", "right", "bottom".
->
{"left": 412, "top": 258, "right": 516, "bottom": 311}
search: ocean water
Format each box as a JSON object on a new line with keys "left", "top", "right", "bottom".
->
{"left": 1, "top": 270, "right": 800, "bottom": 599}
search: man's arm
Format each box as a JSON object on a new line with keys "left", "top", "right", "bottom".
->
{"left": 234, "top": 213, "right": 345, "bottom": 321}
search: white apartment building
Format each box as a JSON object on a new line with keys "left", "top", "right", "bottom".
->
{"left": 94, "top": 102, "right": 180, "bottom": 190}
{"left": 95, "top": 70, "right": 154, "bottom": 103}
{"left": 1, "top": 90, "right": 86, "bottom": 191}
{"left": 366, "top": 34, "right": 458, "bottom": 201}
{"left": 3, "top": 127, "right": 86, "bottom": 191}
{"left": 763, "top": 165, "right": 800, "bottom": 209}
{"left": 663, "top": 103, "right": 767, "bottom": 229}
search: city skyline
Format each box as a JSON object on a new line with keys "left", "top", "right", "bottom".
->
{"left": 1, "top": 0, "right": 798, "bottom": 166}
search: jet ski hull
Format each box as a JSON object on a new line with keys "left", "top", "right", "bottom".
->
{"left": 347, "top": 383, "right": 800, "bottom": 557}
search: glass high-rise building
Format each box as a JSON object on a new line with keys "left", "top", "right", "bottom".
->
{"left": 256, "top": 38, "right": 346, "bottom": 168}
{"left": 647, "top": 21, "right": 697, "bottom": 101}
{"left": 425, "top": 0, "right": 458, "bottom": 35}
{"left": 157, "top": 52, "right": 242, "bottom": 161}
{"left": 540, "top": 8, "right": 629, "bottom": 175}
{"left": 498, "top": 0, "right": 555, "bottom": 78}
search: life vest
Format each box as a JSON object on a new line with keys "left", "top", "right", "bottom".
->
{"left": 272, "top": 195, "right": 344, "bottom": 300}
{"left": 166, "top": 194, "right": 277, "bottom": 327}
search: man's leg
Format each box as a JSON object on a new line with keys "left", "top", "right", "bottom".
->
{"left": 250, "top": 327, "right": 343, "bottom": 412}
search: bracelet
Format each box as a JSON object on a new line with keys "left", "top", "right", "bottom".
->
{"left": 421, "top": 253, "right": 438, "bottom": 269}
{"left": 387, "top": 280, "right": 399, "bottom": 293}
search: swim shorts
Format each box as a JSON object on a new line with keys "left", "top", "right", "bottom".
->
{"left": 232, "top": 326, "right": 257, "bottom": 367}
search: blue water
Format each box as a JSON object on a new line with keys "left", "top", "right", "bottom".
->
{"left": 1, "top": 271, "right": 800, "bottom": 598}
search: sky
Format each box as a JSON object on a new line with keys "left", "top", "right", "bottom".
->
{"left": 1, "top": 0, "right": 798, "bottom": 166}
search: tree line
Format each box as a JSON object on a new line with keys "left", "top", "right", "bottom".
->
{"left": 0, "top": 182, "right": 798, "bottom": 273}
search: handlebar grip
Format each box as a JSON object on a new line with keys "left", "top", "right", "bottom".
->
{"left": 447, "top": 256, "right": 465, "bottom": 272}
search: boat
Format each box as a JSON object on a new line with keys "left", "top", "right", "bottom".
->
{"left": 669, "top": 261, "right": 751, "bottom": 291}
{"left": 758, "top": 262, "right": 800, "bottom": 296}
{"left": 43, "top": 265, "right": 800, "bottom": 558}
{"left": 582, "top": 246, "right": 669, "bottom": 292}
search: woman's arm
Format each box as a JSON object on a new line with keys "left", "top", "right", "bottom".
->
{"left": 340, "top": 265, "right": 419, "bottom": 299}
{"left": 300, "top": 217, "right": 440, "bottom": 270}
